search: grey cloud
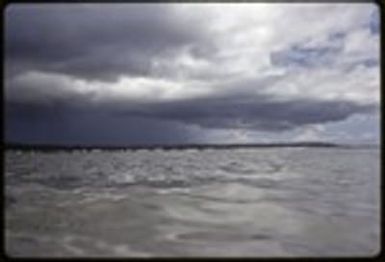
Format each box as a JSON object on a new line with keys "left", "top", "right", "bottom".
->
{"left": 5, "top": 4, "right": 379, "bottom": 145}
{"left": 270, "top": 34, "right": 379, "bottom": 74}
{"left": 270, "top": 41, "right": 343, "bottom": 69}
{"left": 5, "top": 4, "right": 210, "bottom": 81}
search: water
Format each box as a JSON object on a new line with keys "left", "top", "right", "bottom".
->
{"left": 5, "top": 148, "right": 380, "bottom": 257}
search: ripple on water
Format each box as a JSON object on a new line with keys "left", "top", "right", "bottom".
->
{"left": 174, "top": 231, "right": 272, "bottom": 242}
{"left": 5, "top": 149, "right": 380, "bottom": 257}
{"left": 185, "top": 182, "right": 267, "bottom": 203}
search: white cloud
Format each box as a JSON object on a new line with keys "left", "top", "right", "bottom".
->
{"left": 166, "top": 3, "right": 379, "bottom": 106}
{"left": 6, "top": 71, "right": 87, "bottom": 105}
{"left": 6, "top": 70, "right": 215, "bottom": 108}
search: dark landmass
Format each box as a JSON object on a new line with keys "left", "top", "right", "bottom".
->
{"left": 4, "top": 141, "right": 377, "bottom": 152}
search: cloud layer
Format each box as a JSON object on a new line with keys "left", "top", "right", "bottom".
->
{"left": 5, "top": 3, "right": 380, "bottom": 144}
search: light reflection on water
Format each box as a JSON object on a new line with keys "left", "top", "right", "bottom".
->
{"left": 5, "top": 148, "right": 380, "bottom": 257}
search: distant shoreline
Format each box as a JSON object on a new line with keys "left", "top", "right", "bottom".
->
{"left": 4, "top": 142, "right": 379, "bottom": 151}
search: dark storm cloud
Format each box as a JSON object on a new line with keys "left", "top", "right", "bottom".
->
{"left": 6, "top": 86, "right": 376, "bottom": 145}
{"left": 5, "top": 102, "right": 202, "bottom": 145}
{"left": 5, "top": 4, "right": 209, "bottom": 81}
{"left": 9, "top": 68, "right": 372, "bottom": 134}
{"left": 112, "top": 93, "right": 376, "bottom": 131}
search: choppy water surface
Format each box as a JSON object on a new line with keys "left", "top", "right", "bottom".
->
{"left": 5, "top": 148, "right": 380, "bottom": 257}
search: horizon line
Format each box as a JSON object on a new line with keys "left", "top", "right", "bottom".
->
{"left": 4, "top": 141, "right": 380, "bottom": 151}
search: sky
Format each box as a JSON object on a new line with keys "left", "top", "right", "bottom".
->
{"left": 5, "top": 3, "right": 380, "bottom": 145}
